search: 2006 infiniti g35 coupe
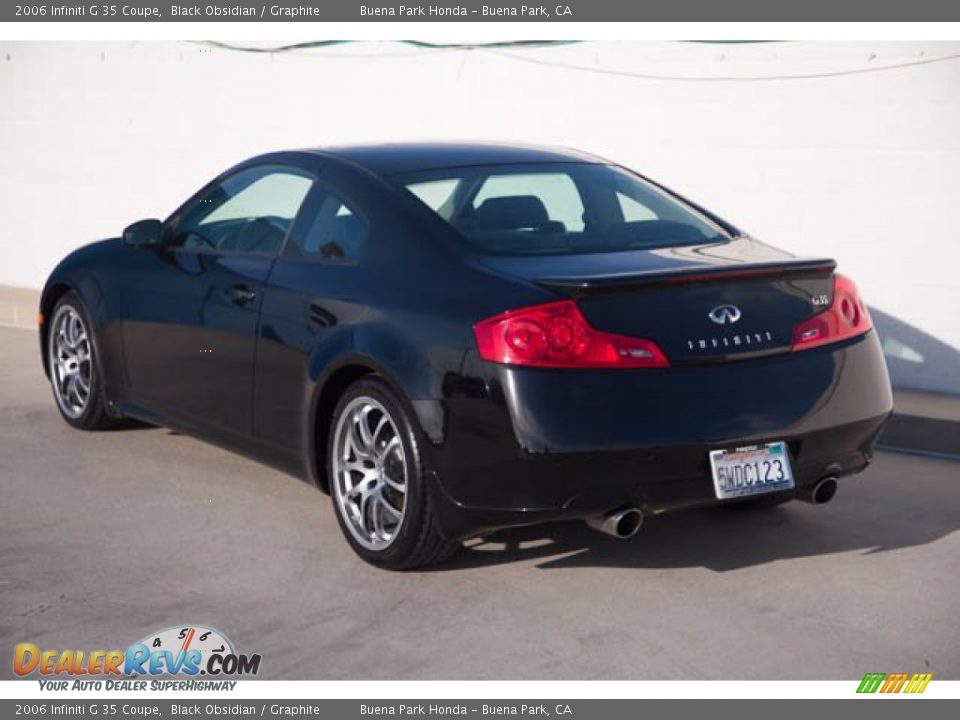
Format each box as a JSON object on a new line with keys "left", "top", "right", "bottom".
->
{"left": 41, "top": 143, "right": 893, "bottom": 568}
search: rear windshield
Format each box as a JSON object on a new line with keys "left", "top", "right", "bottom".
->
{"left": 392, "top": 162, "right": 730, "bottom": 256}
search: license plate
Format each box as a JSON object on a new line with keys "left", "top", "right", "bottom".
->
{"left": 709, "top": 441, "right": 795, "bottom": 500}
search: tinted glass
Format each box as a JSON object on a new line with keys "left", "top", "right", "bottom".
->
{"left": 285, "top": 187, "right": 368, "bottom": 261}
{"left": 397, "top": 163, "right": 728, "bottom": 256}
{"left": 406, "top": 178, "right": 459, "bottom": 220}
{"left": 172, "top": 165, "right": 313, "bottom": 255}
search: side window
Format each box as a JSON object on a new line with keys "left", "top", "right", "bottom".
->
{"left": 285, "top": 187, "right": 369, "bottom": 261}
{"left": 172, "top": 165, "right": 313, "bottom": 255}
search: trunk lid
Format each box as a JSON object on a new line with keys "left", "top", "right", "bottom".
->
{"left": 478, "top": 238, "right": 837, "bottom": 364}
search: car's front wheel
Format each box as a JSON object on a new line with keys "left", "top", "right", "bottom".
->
{"left": 328, "top": 377, "right": 459, "bottom": 570}
{"left": 47, "top": 292, "right": 118, "bottom": 430}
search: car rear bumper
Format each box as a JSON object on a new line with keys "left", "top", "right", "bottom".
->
{"left": 424, "top": 330, "right": 893, "bottom": 539}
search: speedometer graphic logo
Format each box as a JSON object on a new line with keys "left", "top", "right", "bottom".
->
{"left": 136, "top": 625, "right": 235, "bottom": 668}
{"left": 126, "top": 624, "right": 260, "bottom": 677}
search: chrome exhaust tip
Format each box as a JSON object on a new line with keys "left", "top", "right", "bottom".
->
{"left": 799, "top": 476, "right": 838, "bottom": 505}
{"left": 585, "top": 508, "right": 644, "bottom": 539}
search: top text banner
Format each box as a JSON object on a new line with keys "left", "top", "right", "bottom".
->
{"left": 5, "top": 0, "right": 960, "bottom": 22}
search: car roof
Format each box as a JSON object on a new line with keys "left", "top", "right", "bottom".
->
{"left": 305, "top": 142, "right": 607, "bottom": 176}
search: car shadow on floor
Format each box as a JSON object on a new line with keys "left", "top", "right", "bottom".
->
{"left": 435, "top": 465, "right": 960, "bottom": 572}
{"left": 101, "top": 418, "right": 154, "bottom": 431}
{"left": 95, "top": 413, "right": 959, "bottom": 575}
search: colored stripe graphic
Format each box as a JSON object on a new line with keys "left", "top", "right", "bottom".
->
{"left": 881, "top": 672, "right": 909, "bottom": 693}
{"left": 905, "top": 673, "right": 933, "bottom": 693}
{"left": 857, "top": 673, "right": 886, "bottom": 693}
{"left": 857, "top": 672, "right": 932, "bottom": 694}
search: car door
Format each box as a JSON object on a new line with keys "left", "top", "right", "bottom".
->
{"left": 121, "top": 163, "right": 315, "bottom": 436}
{"left": 254, "top": 175, "right": 373, "bottom": 453}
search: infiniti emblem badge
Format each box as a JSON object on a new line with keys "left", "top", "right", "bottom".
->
{"left": 708, "top": 304, "right": 742, "bottom": 325}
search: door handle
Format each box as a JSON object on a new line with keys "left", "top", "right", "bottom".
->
{"left": 228, "top": 284, "right": 257, "bottom": 306}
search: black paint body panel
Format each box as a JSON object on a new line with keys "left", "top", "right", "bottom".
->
{"left": 426, "top": 332, "right": 891, "bottom": 536}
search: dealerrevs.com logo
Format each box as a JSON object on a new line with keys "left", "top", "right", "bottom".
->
{"left": 14, "top": 625, "right": 261, "bottom": 689}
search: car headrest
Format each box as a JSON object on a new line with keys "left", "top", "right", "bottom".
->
{"left": 471, "top": 195, "right": 550, "bottom": 230}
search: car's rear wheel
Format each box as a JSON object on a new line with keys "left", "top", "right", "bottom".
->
{"left": 47, "top": 292, "right": 117, "bottom": 430}
{"left": 328, "top": 377, "right": 458, "bottom": 570}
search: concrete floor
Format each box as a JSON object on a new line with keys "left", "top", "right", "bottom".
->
{"left": 1, "top": 326, "right": 958, "bottom": 680}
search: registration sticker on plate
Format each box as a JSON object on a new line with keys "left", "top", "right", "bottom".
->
{"left": 709, "top": 441, "right": 795, "bottom": 500}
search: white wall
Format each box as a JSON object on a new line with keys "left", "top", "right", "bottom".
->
{"left": 1, "top": 40, "right": 958, "bottom": 393}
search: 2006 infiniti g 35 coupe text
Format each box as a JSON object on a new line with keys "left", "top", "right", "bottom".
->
{"left": 40, "top": 143, "right": 893, "bottom": 568}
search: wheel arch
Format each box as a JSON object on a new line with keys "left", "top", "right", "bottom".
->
{"left": 307, "top": 355, "right": 415, "bottom": 494}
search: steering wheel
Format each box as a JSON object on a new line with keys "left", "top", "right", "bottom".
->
{"left": 179, "top": 230, "right": 216, "bottom": 251}
{"left": 229, "top": 216, "right": 287, "bottom": 253}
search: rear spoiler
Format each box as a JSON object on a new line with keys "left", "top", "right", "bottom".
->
{"left": 536, "top": 258, "right": 837, "bottom": 296}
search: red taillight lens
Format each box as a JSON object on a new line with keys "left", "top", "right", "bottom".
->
{"left": 473, "top": 300, "right": 669, "bottom": 369}
{"left": 791, "top": 274, "right": 873, "bottom": 351}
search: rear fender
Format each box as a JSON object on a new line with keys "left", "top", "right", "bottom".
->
{"left": 302, "top": 327, "right": 449, "bottom": 492}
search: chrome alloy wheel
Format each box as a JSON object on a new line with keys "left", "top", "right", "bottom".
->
{"left": 49, "top": 306, "right": 93, "bottom": 419}
{"left": 332, "top": 396, "right": 408, "bottom": 551}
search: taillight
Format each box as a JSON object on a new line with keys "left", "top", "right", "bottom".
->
{"left": 473, "top": 300, "right": 669, "bottom": 369}
{"left": 791, "top": 274, "right": 873, "bottom": 351}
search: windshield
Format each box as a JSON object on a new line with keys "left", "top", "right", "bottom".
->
{"left": 393, "top": 162, "right": 730, "bottom": 256}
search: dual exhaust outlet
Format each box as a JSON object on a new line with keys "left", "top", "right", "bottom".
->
{"left": 798, "top": 476, "right": 838, "bottom": 505}
{"left": 584, "top": 476, "right": 839, "bottom": 539}
{"left": 585, "top": 507, "right": 644, "bottom": 539}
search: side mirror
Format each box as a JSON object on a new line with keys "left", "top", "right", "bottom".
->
{"left": 122, "top": 219, "right": 163, "bottom": 246}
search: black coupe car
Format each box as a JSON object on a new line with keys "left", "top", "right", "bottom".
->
{"left": 41, "top": 143, "right": 893, "bottom": 568}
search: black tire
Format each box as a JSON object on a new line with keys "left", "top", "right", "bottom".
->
{"left": 47, "top": 292, "right": 119, "bottom": 431}
{"left": 327, "top": 377, "right": 459, "bottom": 570}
